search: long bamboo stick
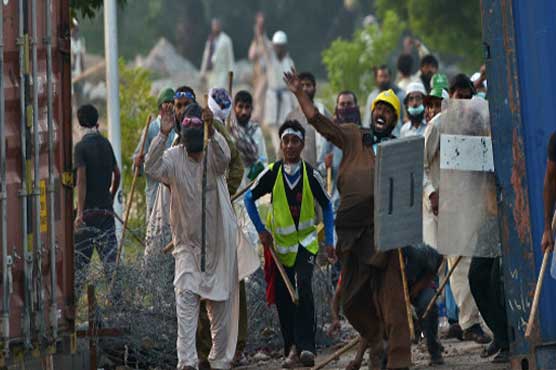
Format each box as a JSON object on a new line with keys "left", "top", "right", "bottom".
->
{"left": 525, "top": 210, "right": 556, "bottom": 338}
{"left": 398, "top": 248, "right": 415, "bottom": 341}
{"left": 115, "top": 113, "right": 152, "bottom": 268}
{"left": 421, "top": 255, "right": 463, "bottom": 320}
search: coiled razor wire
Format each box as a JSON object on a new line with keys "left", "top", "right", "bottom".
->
{"left": 75, "top": 203, "right": 340, "bottom": 369}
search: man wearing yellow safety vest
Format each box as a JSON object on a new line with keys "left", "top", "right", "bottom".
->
{"left": 284, "top": 67, "right": 411, "bottom": 370}
{"left": 244, "top": 119, "right": 335, "bottom": 368}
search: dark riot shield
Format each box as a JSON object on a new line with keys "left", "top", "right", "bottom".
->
{"left": 374, "top": 136, "right": 424, "bottom": 251}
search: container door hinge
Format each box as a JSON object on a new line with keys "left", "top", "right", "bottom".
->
{"left": 62, "top": 171, "right": 74, "bottom": 188}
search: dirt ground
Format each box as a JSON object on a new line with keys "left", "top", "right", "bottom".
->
{"left": 237, "top": 337, "right": 510, "bottom": 370}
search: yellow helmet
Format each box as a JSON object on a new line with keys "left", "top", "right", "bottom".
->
{"left": 372, "top": 89, "right": 401, "bottom": 119}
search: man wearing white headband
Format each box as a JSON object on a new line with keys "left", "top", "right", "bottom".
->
{"left": 244, "top": 120, "right": 335, "bottom": 368}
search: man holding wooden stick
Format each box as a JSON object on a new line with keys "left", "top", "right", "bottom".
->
{"left": 284, "top": 68, "right": 412, "bottom": 370}
{"left": 145, "top": 102, "right": 239, "bottom": 370}
{"left": 132, "top": 87, "right": 176, "bottom": 220}
{"left": 244, "top": 120, "right": 335, "bottom": 368}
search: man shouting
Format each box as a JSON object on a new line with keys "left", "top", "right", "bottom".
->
{"left": 284, "top": 68, "right": 411, "bottom": 370}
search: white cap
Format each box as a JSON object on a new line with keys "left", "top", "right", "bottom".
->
{"left": 272, "top": 30, "right": 288, "bottom": 45}
{"left": 405, "top": 81, "right": 426, "bottom": 96}
{"left": 471, "top": 72, "right": 487, "bottom": 89}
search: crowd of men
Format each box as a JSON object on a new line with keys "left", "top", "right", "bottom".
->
{"left": 72, "top": 13, "right": 555, "bottom": 370}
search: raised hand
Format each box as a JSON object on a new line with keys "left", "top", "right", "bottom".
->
{"left": 541, "top": 229, "right": 554, "bottom": 253}
{"left": 160, "top": 104, "right": 175, "bottom": 135}
{"left": 283, "top": 67, "right": 302, "bottom": 95}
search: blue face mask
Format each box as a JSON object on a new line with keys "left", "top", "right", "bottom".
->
{"left": 477, "top": 92, "right": 487, "bottom": 100}
{"left": 407, "top": 104, "right": 425, "bottom": 117}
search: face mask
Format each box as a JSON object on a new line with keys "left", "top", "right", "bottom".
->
{"left": 407, "top": 104, "right": 425, "bottom": 117}
{"left": 335, "top": 106, "right": 361, "bottom": 125}
{"left": 283, "top": 162, "right": 301, "bottom": 176}
{"left": 378, "top": 82, "right": 391, "bottom": 91}
{"left": 477, "top": 92, "right": 487, "bottom": 100}
{"left": 181, "top": 126, "right": 204, "bottom": 153}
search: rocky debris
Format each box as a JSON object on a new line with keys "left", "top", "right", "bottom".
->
{"left": 135, "top": 38, "right": 200, "bottom": 81}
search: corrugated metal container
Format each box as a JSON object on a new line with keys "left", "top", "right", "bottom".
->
{"left": 0, "top": 0, "right": 75, "bottom": 366}
{"left": 481, "top": 0, "right": 556, "bottom": 369}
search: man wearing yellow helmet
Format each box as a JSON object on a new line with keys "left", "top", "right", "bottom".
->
{"left": 284, "top": 68, "right": 411, "bottom": 370}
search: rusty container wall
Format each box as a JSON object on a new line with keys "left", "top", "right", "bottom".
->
{"left": 481, "top": 0, "right": 556, "bottom": 369}
{"left": 0, "top": 0, "right": 73, "bottom": 362}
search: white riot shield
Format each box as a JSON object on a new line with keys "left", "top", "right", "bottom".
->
{"left": 375, "top": 136, "right": 424, "bottom": 251}
{"left": 438, "top": 98, "right": 501, "bottom": 257}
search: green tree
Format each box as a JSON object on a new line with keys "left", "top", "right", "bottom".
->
{"left": 375, "top": 0, "right": 483, "bottom": 70}
{"left": 322, "top": 10, "right": 406, "bottom": 101}
{"left": 119, "top": 60, "right": 157, "bottom": 230}
{"left": 70, "top": 0, "right": 127, "bottom": 19}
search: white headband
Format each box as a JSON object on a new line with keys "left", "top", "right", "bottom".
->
{"left": 280, "top": 128, "right": 304, "bottom": 141}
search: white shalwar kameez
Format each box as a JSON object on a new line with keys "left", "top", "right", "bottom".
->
{"left": 201, "top": 32, "right": 235, "bottom": 89}
{"left": 145, "top": 130, "right": 239, "bottom": 370}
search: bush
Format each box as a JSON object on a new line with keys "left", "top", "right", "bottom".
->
{"left": 119, "top": 59, "right": 157, "bottom": 233}
{"left": 322, "top": 10, "right": 405, "bottom": 102}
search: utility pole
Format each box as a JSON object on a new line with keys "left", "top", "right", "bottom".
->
{"left": 104, "top": 0, "right": 123, "bottom": 240}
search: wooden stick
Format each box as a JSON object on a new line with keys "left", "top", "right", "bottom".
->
{"left": 421, "top": 255, "right": 463, "bottom": 320}
{"left": 87, "top": 285, "right": 97, "bottom": 370}
{"left": 201, "top": 94, "right": 209, "bottom": 272}
{"left": 398, "top": 248, "right": 415, "bottom": 341}
{"left": 268, "top": 245, "right": 298, "bottom": 304}
{"left": 115, "top": 113, "right": 152, "bottom": 267}
{"left": 525, "top": 211, "right": 556, "bottom": 338}
{"left": 327, "top": 167, "right": 333, "bottom": 195}
{"left": 71, "top": 60, "right": 106, "bottom": 84}
{"left": 525, "top": 250, "right": 552, "bottom": 338}
{"left": 232, "top": 179, "right": 255, "bottom": 202}
{"left": 163, "top": 179, "right": 257, "bottom": 255}
{"left": 226, "top": 71, "right": 234, "bottom": 129}
{"left": 163, "top": 241, "right": 174, "bottom": 255}
{"left": 312, "top": 337, "right": 359, "bottom": 370}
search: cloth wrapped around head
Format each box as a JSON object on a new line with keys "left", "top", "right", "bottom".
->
{"left": 208, "top": 88, "right": 232, "bottom": 122}
{"left": 180, "top": 103, "right": 204, "bottom": 153}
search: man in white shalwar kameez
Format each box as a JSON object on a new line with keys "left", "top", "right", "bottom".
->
{"left": 252, "top": 28, "right": 296, "bottom": 156}
{"left": 145, "top": 103, "right": 239, "bottom": 370}
{"left": 201, "top": 19, "right": 235, "bottom": 90}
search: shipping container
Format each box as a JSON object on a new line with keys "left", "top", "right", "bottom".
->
{"left": 0, "top": 0, "right": 79, "bottom": 367}
{"left": 481, "top": 0, "right": 556, "bottom": 369}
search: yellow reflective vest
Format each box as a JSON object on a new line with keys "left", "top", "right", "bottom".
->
{"left": 267, "top": 162, "right": 319, "bottom": 267}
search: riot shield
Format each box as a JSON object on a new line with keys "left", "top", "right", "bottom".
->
{"left": 438, "top": 98, "right": 501, "bottom": 257}
{"left": 375, "top": 136, "right": 424, "bottom": 251}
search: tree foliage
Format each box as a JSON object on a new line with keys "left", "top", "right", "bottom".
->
{"left": 375, "top": 0, "right": 483, "bottom": 70}
{"left": 119, "top": 60, "right": 157, "bottom": 228}
{"left": 322, "top": 10, "right": 405, "bottom": 101}
{"left": 70, "top": 0, "right": 127, "bottom": 19}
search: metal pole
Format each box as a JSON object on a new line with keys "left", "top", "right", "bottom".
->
{"left": 44, "top": 0, "right": 58, "bottom": 342}
{"left": 31, "top": 0, "right": 45, "bottom": 341}
{"left": 19, "top": 0, "right": 33, "bottom": 349}
{"left": 0, "top": 0, "right": 12, "bottom": 360}
{"left": 103, "top": 0, "right": 123, "bottom": 241}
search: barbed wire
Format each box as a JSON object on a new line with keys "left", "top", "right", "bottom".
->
{"left": 75, "top": 203, "right": 342, "bottom": 369}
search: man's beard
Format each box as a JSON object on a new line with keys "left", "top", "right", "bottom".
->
{"left": 371, "top": 116, "right": 395, "bottom": 138}
{"left": 236, "top": 114, "right": 250, "bottom": 126}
